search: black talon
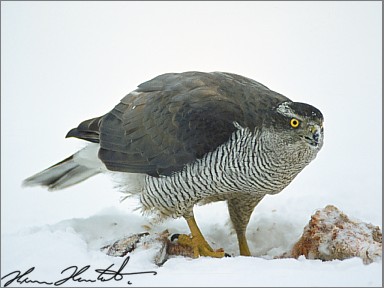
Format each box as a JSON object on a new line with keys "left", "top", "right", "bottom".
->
{"left": 171, "top": 233, "right": 180, "bottom": 242}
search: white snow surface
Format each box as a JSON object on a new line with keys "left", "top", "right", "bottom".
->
{"left": 1, "top": 2, "right": 382, "bottom": 287}
{"left": 2, "top": 188, "right": 382, "bottom": 287}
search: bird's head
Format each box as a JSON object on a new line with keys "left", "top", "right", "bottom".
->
{"left": 272, "top": 101, "right": 324, "bottom": 151}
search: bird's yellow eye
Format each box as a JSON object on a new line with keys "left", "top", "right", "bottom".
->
{"left": 290, "top": 118, "right": 300, "bottom": 128}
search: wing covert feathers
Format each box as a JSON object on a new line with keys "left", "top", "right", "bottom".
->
{"left": 65, "top": 72, "right": 290, "bottom": 177}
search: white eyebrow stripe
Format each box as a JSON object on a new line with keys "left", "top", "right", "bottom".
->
{"left": 276, "top": 102, "right": 300, "bottom": 119}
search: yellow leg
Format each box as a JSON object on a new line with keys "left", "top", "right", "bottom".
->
{"left": 238, "top": 233, "right": 251, "bottom": 256}
{"left": 176, "top": 216, "right": 226, "bottom": 258}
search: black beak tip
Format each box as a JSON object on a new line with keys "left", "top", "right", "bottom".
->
{"left": 313, "top": 132, "right": 320, "bottom": 143}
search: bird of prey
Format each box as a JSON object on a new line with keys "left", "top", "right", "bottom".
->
{"left": 23, "top": 71, "right": 324, "bottom": 258}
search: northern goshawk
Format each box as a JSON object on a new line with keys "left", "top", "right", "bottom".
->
{"left": 23, "top": 71, "right": 324, "bottom": 257}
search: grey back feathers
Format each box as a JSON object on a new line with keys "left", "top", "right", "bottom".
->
{"left": 68, "top": 71, "right": 291, "bottom": 177}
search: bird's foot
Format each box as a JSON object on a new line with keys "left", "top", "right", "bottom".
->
{"left": 172, "top": 233, "right": 227, "bottom": 258}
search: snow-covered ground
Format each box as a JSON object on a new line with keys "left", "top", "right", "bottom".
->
{"left": 2, "top": 188, "right": 382, "bottom": 287}
{"left": 1, "top": 2, "right": 381, "bottom": 287}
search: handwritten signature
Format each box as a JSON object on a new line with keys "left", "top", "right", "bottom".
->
{"left": 1, "top": 256, "right": 157, "bottom": 287}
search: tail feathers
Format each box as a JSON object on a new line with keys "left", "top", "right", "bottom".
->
{"left": 23, "top": 155, "right": 100, "bottom": 191}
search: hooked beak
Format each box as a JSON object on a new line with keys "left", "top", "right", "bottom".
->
{"left": 303, "top": 124, "right": 323, "bottom": 148}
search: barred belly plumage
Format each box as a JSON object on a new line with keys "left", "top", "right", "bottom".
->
{"left": 140, "top": 123, "right": 315, "bottom": 218}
